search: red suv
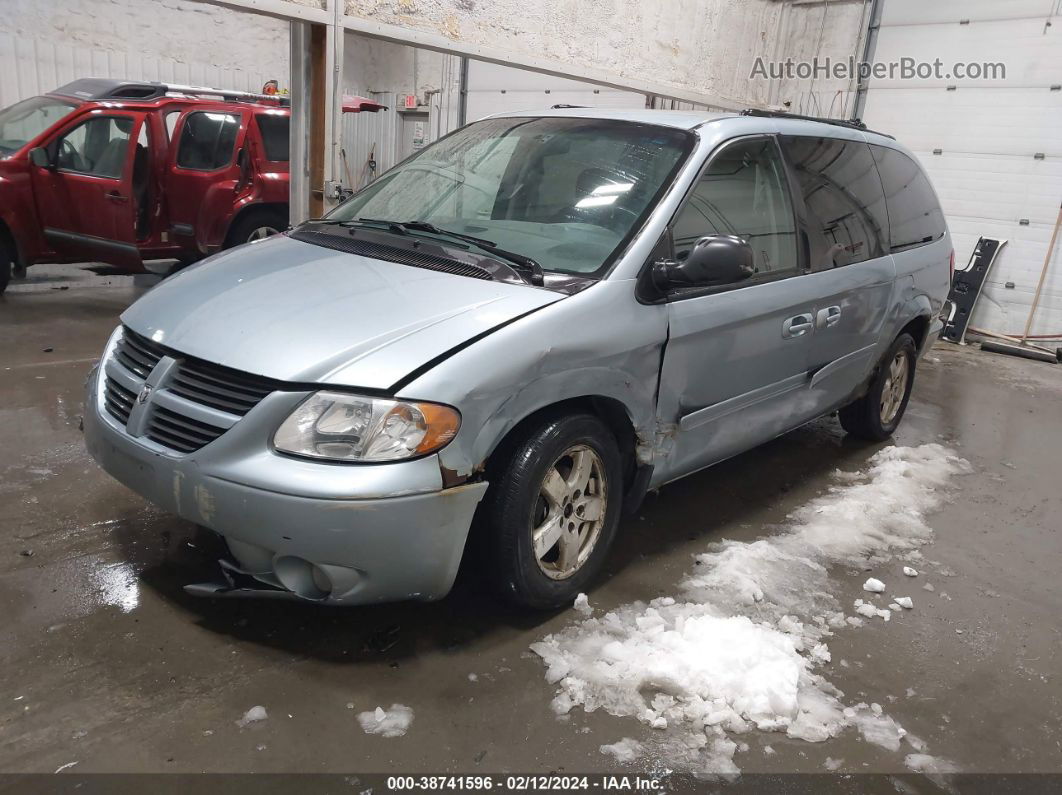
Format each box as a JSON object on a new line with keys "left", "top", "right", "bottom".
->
{"left": 0, "top": 79, "right": 292, "bottom": 293}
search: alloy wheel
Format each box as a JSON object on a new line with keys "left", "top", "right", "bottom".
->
{"left": 531, "top": 445, "right": 608, "bottom": 580}
{"left": 880, "top": 350, "right": 909, "bottom": 424}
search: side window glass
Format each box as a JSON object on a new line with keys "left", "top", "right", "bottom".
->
{"left": 176, "top": 111, "right": 240, "bottom": 170}
{"left": 56, "top": 116, "right": 135, "bottom": 178}
{"left": 871, "top": 145, "right": 946, "bottom": 252}
{"left": 781, "top": 136, "right": 888, "bottom": 269}
{"left": 256, "top": 114, "right": 290, "bottom": 162}
{"left": 673, "top": 137, "right": 798, "bottom": 280}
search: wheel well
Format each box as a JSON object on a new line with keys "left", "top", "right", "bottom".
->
{"left": 224, "top": 202, "right": 289, "bottom": 247}
{"left": 899, "top": 315, "right": 931, "bottom": 351}
{"left": 485, "top": 396, "right": 639, "bottom": 484}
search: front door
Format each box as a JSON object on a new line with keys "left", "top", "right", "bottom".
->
{"left": 165, "top": 106, "right": 248, "bottom": 252}
{"left": 30, "top": 111, "right": 146, "bottom": 268}
{"left": 657, "top": 135, "right": 822, "bottom": 482}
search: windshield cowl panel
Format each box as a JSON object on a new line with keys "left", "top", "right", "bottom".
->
{"left": 326, "top": 117, "right": 694, "bottom": 280}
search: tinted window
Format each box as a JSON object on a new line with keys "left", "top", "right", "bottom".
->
{"left": 781, "top": 136, "right": 888, "bottom": 269}
{"left": 256, "top": 114, "right": 289, "bottom": 161}
{"left": 176, "top": 111, "right": 239, "bottom": 170}
{"left": 672, "top": 137, "right": 798, "bottom": 279}
{"left": 871, "top": 145, "right": 945, "bottom": 252}
{"left": 56, "top": 116, "right": 134, "bottom": 178}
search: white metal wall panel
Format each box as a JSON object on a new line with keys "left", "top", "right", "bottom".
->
{"left": 880, "top": 0, "right": 1058, "bottom": 27}
{"left": 464, "top": 60, "right": 646, "bottom": 123}
{"left": 865, "top": 88, "right": 1061, "bottom": 156}
{"left": 862, "top": 0, "right": 1062, "bottom": 338}
{"left": 0, "top": 33, "right": 283, "bottom": 109}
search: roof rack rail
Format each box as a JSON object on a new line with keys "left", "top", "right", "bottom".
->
{"left": 740, "top": 108, "right": 894, "bottom": 139}
{"left": 51, "top": 78, "right": 289, "bottom": 107}
{"left": 550, "top": 104, "right": 587, "bottom": 109}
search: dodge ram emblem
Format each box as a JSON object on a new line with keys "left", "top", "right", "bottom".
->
{"left": 137, "top": 384, "right": 153, "bottom": 404}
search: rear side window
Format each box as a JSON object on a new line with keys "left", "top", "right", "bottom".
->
{"left": 871, "top": 145, "right": 946, "bottom": 252}
{"left": 176, "top": 111, "right": 239, "bottom": 170}
{"left": 781, "top": 136, "right": 889, "bottom": 269}
{"left": 255, "top": 114, "right": 289, "bottom": 161}
{"left": 672, "top": 137, "right": 798, "bottom": 280}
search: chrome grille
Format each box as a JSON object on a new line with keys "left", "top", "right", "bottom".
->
{"left": 145, "top": 406, "right": 228, "bottom": 454}
{"left": 169, "top": 358, "right": 277, "bottom": 416}
{"left": 103, "top": 377, "right": 136, "bottom": 424}
{"left": 115, "top": 328, "right": 165, "bottom": 378}
{"left": 104, "top": 326, "right": 279, "bottom": 455}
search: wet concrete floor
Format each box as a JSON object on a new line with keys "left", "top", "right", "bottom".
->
{"left": 1, "top": 277, "right": 1060, "bottom": 778}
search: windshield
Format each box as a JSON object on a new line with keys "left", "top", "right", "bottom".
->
{"left": 328, "top": 117, "right": 693, "bottom": 277}
{"left": 0, "top": 95, "right": 77, "bottom": 156}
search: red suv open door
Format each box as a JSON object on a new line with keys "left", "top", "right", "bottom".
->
{"left": 30, "top": 110, "right": 147, "bottom": 270}
{"left": 165, "top": 105, "right": 249, "bottom": 253}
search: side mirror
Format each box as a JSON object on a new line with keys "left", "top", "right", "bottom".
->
{"left": 29, "top": 147, "right": 53, "bottom": 169}
{"left": 652, "top": 235, "right": 755, "bottom": 292}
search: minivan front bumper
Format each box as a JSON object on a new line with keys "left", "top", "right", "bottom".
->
{"left": 83, "top": 364, "right": 487, "bottom": 605}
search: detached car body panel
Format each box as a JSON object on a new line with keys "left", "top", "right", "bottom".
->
{"left": 83, "top": 109, "right": 952, "bottom": 606}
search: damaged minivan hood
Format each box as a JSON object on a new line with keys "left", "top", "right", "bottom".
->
{"left": 122, "top": 235, "right": 564, "bottom": 390}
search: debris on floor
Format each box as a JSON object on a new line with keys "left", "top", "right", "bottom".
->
{"left": 903, "top": 566, "right": 918, "bottom": 577}
{"left": 236, "top": 706, "right": 268, "bottom": 728}
{"left": 863, "top": 577, "right": 886, "bottom": 593}
{"left": 357, "top": 704, "right": 414, "bottom": 737}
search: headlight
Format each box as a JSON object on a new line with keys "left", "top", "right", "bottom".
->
{"left": 273, "top": 391, "right": 460, "bottom": 462}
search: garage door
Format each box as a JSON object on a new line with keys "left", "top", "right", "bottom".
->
{"left": 861, "top": 0, "right": 1062, "bottom": 338}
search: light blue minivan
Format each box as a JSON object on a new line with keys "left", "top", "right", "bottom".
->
{"left": 84, "top": 108, "right": 951, "bottom": 609}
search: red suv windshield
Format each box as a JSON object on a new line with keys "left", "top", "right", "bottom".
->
{"left": 0, "top": 95, "right": 77, "bottom": 157}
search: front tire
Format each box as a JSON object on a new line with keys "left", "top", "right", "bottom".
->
{"left": 484, "top": 413, "right": 624, "bottom": 609}
{"left": 839, "top": 333, "right": 917, "bottom": 441}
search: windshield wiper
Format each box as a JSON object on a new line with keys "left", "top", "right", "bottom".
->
{"left": 395, "top": 220, "right": 545, "bottom": 286}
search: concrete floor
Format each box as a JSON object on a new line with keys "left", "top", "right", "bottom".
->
{"left": 1, "top": 268, "right": 1060, "bottom": 778}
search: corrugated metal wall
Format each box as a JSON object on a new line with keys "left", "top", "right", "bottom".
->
{"left": 0, "top": 32, "right": 281, "bottom": 108}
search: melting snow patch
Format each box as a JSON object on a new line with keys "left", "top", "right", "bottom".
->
{"left": 358, "top": 704, "right": 414, "bottom": 737}
{"left": 863, "top": 578, "right": 886, "bottom": 593}
{"left": 236, "top": 706, "right": 268, "bottom": 728}
{"left": 600, "top": 738, "right": 643, "bottom": 763}
{"left": 531, "top": 444, "right": 968, "bottom": 775}
{"left": 573, "top": 593, "right": 592, "bottom": 616}
{"left": 903, "top": 567, "right": 919, "bottom": 577}
{"left": 895, "top": 597, "right": 913, "bottom": 609}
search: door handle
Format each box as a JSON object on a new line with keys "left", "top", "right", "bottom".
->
{"left": 816, "top": 305, "right": 841, "bottom": 329}
{"left": 782, "top": 313, "right": 814, "bottom": 339}
{"left": 105, "top": 191, "right": 129, "bottom": 203}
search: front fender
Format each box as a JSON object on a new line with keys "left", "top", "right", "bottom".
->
{"left": 399, "top": 279, "right": 668, "bottom": 478}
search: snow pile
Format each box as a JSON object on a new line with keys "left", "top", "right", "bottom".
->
{"left": 903, "top": 566, "right": 919, "bottom": 577}
{"left": 573, "top": 593, "right": 592, "bottom": 616}
{"left": 236, "top": 706, "right": 268, "bottom": 728}
{"left": 895, "top": 597, "right": 913, "bottom": 609}
{"left": 532, "top": 444, "right": 968, "bottom": 774}
{"left": 600, "top": 738, "right": 643, "bottom": 763}
{"left": 357, "top": 704, "right": 414, "bottom": 737}
{"left": 863, "top": 578, "right": 886, "bottom": 593}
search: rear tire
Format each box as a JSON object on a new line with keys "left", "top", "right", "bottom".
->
{"left": 839, "top": 333, "right": 917, "bottom": 441}
{"left": 483, "top": 413, "right": 624, "bottom": 610}
{"left": 225, "top": 209, "right": 288, "bottom": 248}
